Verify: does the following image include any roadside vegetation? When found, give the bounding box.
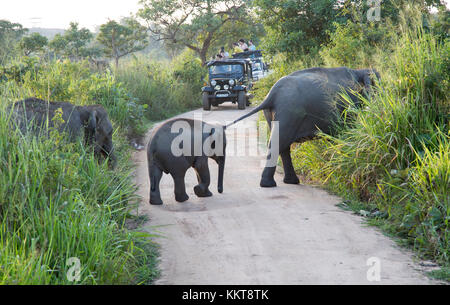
[0,0,448,283]
[254,4,449,279]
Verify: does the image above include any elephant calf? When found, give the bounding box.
[147,118,226,205]
[11,97,116,166]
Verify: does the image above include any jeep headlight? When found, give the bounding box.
[224,84,229,90]
[229,79,235,85]
[211,80,217,86]
[214,85,221,90]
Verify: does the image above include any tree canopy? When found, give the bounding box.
[19,32,48,56]
[97,18,149,68]
[137,0,257,64]
[48,22,93,60]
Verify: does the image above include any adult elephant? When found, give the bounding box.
[228,67,380,187]
[11,97,116,167]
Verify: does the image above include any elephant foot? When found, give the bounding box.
[260,178,277,188]
[283,175,300,184]
[149,195,163,205]
[175,193,189,202]
[194,185,213,197]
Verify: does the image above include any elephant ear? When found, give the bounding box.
[79,106,97,146]
[363,71,373,93]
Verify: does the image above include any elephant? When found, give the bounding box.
[147,118,226,205]
[11,97,116,167]
[227,67,380,187]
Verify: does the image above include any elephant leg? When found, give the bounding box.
[172,171,189,202]
[260,135,279,188]
[193,157,213,197]
[260,115,295,188]
[280,147,299,184]
[149,163,163,205]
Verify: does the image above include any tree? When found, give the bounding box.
[0,20,28,64]
[97,18,149,68]
[48,22,93,60]
[137,0,254,64]
[20,32,48,56]
[254,0,343,59]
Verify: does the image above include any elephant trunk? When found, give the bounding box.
[217,156,225,193]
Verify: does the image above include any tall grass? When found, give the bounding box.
[289,24,449,266]
[0,62,159,284]
[114,51,205,121]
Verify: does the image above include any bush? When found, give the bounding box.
[115,53,205,121]
[290,23,449,266]
[319,20,395,68]
[1,58,147,139]
[0,99,158,284]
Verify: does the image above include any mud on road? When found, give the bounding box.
[132,103,437,284]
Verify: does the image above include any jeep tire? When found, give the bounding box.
[202,92,211,111]
[237,91,245,110]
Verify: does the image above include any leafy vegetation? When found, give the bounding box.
[254,5,449,278]
[0,0,448,284]
[114,50,205,121]
[97,18,149,68]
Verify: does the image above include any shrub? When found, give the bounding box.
[115,54,205,121]
[0,99,158,284]
[290,23,449,265]
[3,59,147,139]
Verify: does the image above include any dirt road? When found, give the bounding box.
[133,103,436,284]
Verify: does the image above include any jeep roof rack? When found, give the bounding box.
[206,59,251,66]
[231,50,263,59]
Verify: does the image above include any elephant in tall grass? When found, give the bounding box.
[11,97,116,167]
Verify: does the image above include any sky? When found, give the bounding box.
[0,0,449,31]
[0,0,142,31]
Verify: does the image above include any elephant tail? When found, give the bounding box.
[224,92,274,129]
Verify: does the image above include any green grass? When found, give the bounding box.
[114,51,205,121]
[257,18,449,280]
[0,63,159,284]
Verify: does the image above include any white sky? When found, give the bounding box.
[0,0,449,31]
[0,0,142,31]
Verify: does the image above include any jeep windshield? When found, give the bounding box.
[209,64,244,79]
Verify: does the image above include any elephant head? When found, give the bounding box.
[78,104,116,168]
[354,68,381,95]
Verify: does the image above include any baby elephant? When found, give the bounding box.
[147,118,226,205]
[11,97,116,167]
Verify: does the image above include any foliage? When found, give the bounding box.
[0,97,158,284]
[97,18,149,68]
[319,20,395,67]
[254,0,345,59]
[115,53,204,121]
[1,58,146,139]
[288,24,449,266]
[48,22,94,60]
[19,32,48,56]
[0,19,28,64]
[137,0,255,64]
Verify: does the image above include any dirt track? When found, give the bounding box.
[133,103,437,285]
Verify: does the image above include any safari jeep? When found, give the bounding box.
[202,59,253,110]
